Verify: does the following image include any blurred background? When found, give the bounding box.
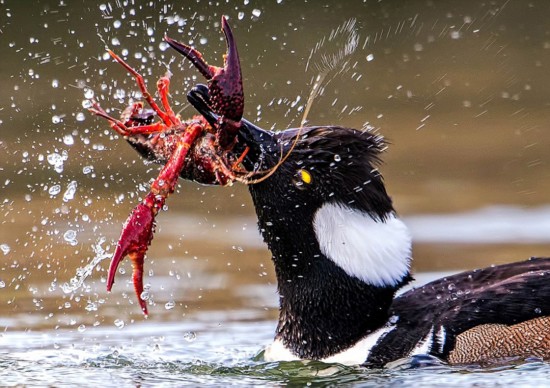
[1,0,550,331]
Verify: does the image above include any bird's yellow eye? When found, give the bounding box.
[299,169,312,184]
[293,169,312,189]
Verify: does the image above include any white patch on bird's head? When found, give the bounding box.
[313,202,412,287]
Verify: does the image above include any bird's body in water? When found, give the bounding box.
[227,119,550,367]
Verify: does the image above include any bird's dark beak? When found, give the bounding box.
[187,84,219,128]
[238,119,275,151]
[237,119,278,171]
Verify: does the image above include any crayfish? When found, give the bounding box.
[90,16,271,316]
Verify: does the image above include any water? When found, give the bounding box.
[3,0,550,385]
[3,303,550,386]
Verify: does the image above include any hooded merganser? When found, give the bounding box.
[225,117,550,367]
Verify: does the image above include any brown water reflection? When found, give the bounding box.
[2,0,550,330]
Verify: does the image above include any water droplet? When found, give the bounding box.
[334,154,341,162]
[49,185,61,196]
[535,307,542,314]
[115,89,126,99]
[140,291,150,301]
[82,165,94,174]
[165,301,175,310]
[46,152,67,173]
[76,112,85,122]
[52,115,61,124]
[63,181,78,202]
[183,331,196,342]
[366,54,374,62]
[238,12,244,20]
[47,153,61,165]
[252,9,262,17]
[63,230,78,246]
[84,89,94,99]
[0,244,10,255]
[77,324,86,333]
[389,315,399,324]
[51,79,59,88]
[114,319,125,329]
[113,20,122,29]
[0,281,5,288]
[63,134,74,145]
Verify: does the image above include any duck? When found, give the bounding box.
[216,114,550,367]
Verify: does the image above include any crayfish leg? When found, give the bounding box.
[107,49,176,127]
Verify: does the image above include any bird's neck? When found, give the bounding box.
[250,187,412,359]
[274,259,405,360]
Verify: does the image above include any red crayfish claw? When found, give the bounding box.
[165,16,243,149]
[107,201,156,316]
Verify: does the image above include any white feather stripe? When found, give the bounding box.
[313,203,412,287]
[436,326,446,354]
[322,324,396,365]
[263,324,396,365]
[263,340,300,362]
[410,326,434,356]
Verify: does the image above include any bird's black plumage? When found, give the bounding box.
[366,257,550,366]
[233,119,550,366]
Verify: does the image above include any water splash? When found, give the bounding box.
[61,237,110,294]
[306,18,359,74]
[301,18,359,126]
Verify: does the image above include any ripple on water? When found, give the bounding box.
[1,320,550,386]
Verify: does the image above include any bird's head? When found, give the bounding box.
[235,121,412,289]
